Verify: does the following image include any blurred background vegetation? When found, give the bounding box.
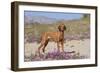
[24,14,90,43]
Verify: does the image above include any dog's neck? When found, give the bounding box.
[59,31,64,37]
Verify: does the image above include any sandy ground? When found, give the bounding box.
[25,39,90,59]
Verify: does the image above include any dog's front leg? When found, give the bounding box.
[61,41,64,52]
[57,42,60,52]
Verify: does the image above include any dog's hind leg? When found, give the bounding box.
[42,39,49,53]
[38,41,44,54]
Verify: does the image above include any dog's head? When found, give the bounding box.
[58,23,66,31]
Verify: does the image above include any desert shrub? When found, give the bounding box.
[24,18,90,43]
[24,51,87,61]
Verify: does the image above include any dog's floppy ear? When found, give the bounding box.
[64,25,66,30]
[58,25,61,31]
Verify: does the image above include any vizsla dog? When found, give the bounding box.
[38,23,66,54]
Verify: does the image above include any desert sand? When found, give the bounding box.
[24,39,90,61]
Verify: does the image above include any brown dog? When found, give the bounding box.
[38,23,66,54]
